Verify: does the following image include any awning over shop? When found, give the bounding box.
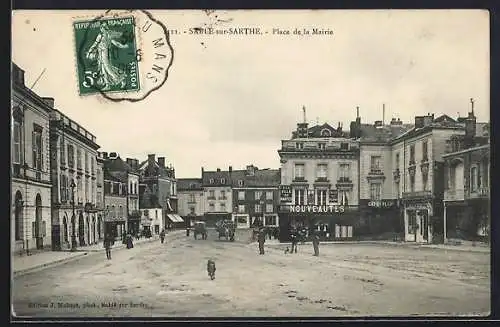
[167,214,184,223]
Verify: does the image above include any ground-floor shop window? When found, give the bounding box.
[407,210,417,234]
[264,215,277,226]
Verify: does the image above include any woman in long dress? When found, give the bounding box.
[85,22,129,91]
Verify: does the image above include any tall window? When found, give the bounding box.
[77,148,82,169]
[189,193,195,203]
[119,205,123,218]
[60,139,65,165]
[294,164,305,179]
[370,156,381,172]
[318,143,326,150]
[220,203,226,211]
[189,207,195,214]
[294,189,305,205]
[220,190,226,199]
[410,174,415,192]
[84,152,89,172]
[370,183,382,200]
[295,142,304,150]
[266,204,274,213]
[32,127,43,170]
[91,156,94,174]
[60,174,67,202]
[422,170,428,191]
[422,141,428,161]
[255,191,262,200]
[238,191,245,201]
[255,204,261,213]
[316,189,327,205]
[471,166,478,191]
[395,152,400,169]
[209,203,215,212]
[339,190,350,206]
[238,204,245,213]
[13,121,22,164]
[266,191,273,200]
[409,145,415,164]
[209,190,215,198]
[77,178,82,202]
[111,205,116,219]
[449,166,456,189]
[317,164,327,179]
[67,144,74,168]
[339,163,350,180]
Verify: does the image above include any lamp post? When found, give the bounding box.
[70,180,77,251]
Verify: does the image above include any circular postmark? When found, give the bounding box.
[74,10,173,102]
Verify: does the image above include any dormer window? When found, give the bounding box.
[209,178,214,184]
[340,143,349,150]
[296,142,304,150]
[190,183,195,189]
[221,178,226,184]
[320,129,331,137]
[238,180,244,187]
[318,143,326,150]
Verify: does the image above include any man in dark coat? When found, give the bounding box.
[258,227,266,255]
[290,227,298,254]
[312,231,320,256]
[104,234,113,260]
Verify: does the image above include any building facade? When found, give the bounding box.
[49,108,100,250]
[177,178,205,228]
[96,152,105,241]
[12,63,53,253]
[140,208,163,235]
[278,119,360,242]
[231,165,280,229]
[103,168,128,239]
[201,167,233,227]
[125,158,141,234]
[138,154,182,230]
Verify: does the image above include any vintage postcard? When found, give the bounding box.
[11,9,490,319]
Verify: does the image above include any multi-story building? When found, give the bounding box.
[138,154,182,231]
[355,114,413,237]
[12,63,53,253]
[231,165,280,229]
[103,161,128,239]
[201,167,233,226]
[278,116,360,241]
[390,113,477,243]
[49,108,100,250]
[140,208,163,234]
[177,178,204,228]
[96,152,105,241]
[443,114,490,242]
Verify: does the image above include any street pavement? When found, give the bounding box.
[12,228,490,318]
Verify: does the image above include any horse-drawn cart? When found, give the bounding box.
[215,219,236,242]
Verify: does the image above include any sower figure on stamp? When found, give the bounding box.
[104,233,113,260]
[258,227,266,255]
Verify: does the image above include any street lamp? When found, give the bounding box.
[70,180,77,251]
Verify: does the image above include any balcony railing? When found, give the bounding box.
[293,176,306,182]
[315,177,329,183]
[402,190,432,199]
[218,196,227,200]
[207,196,216,200]
[444,189,465,201]
[469,187,490,199]
[337,177,352,183]
[369,168,383,175]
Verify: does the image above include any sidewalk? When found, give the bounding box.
[264,239,490,253]
[12,231,184,276]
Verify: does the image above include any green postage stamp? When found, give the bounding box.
[74,17,140,95]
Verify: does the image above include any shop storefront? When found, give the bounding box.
[403,196,441,243]
[204,212,232,227]
[358,199,401,237]
[278,204,357,242]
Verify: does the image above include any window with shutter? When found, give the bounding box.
[13,121,22,164]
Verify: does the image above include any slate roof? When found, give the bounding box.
[359,123,414,143]
[177,178,203,191]
[104,156,134,173]
[201,170,232,187]
[230,169,281,188]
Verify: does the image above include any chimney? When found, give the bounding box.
[390,118,402,126]
[42,97,55,108]
[109,152,118,159]
[296,105,309,138]
[216,168,221,172]
[12,64,25,86]
[158,157,165,168]
[465,98,477,141]
[374,120,383,127]
[102,152,109,159]
[126,158,133,167]
[201,166,204,176]
[148,154,155,165]
[229,166,232,173]
[134,159,139,170]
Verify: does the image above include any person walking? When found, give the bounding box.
[258,227,266,255]
[290,227,298,254]
[104,233,113,260]
[160,229,166,244]
[312,231,320,256]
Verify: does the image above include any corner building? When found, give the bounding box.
[278,120,360,242]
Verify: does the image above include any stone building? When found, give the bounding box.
[12,63,53,253]
[103,161,128,239]
[201,167,233,227]
[231,165,280,229]
[49,108,100,250]
[177,178,205,228]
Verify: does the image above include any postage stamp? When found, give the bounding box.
[73,10,174,102]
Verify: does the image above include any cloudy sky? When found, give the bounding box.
[12,10,489,178]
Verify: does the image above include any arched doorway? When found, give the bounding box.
[35,194,43,249]
[92,216,96,244]
[86,216,90,245]
[78,212,85,246]
[97,215,102,240]
[14,191,23,243]
[63,215,68,245]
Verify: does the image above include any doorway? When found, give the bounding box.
[79,212,85,246]
[35,194,43,249]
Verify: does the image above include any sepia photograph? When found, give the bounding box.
[11,9,490,318]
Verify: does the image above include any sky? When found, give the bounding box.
[12,10,489,178]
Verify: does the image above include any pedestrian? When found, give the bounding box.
[104,233,113,260]
[312,231,320,256]
[160,229,166,244]
[126,233,134,249]
[258,227,266,255]
[290,227,298,254]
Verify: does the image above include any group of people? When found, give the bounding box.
[102,228,168,260]
[255,226,321,256]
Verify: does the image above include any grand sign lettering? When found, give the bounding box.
[367,200,395,208]
[287,204,345,214]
